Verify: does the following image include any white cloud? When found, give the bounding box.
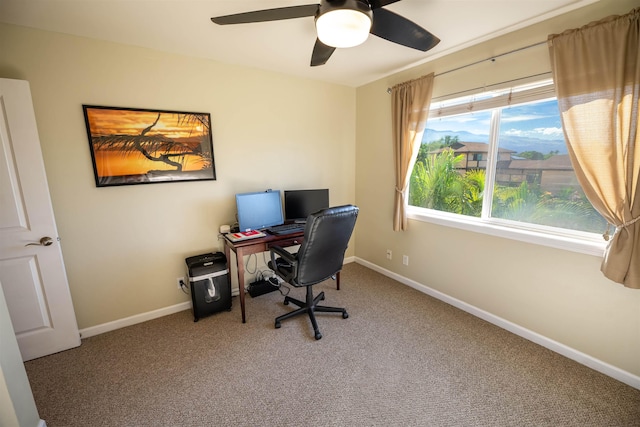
[503,127,564,139]
[534,127,564,136]
[500,114,541,123]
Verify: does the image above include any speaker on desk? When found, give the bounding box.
[185,252,232,322]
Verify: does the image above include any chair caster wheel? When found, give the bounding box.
[315,332,322,340]
[342,312,349,319]
[283,300,289,306]
[275,321,281,329]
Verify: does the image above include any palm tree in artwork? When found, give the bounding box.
[91,112,211,172]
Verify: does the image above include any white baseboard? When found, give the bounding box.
[79,301,191,339]
[354,257,640,391]
[79,257,355,339]
[78,257,638,390]
[38,420,47,427]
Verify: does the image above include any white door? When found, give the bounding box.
[0,78,80,361]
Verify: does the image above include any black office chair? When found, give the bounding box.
[268,205,359,340]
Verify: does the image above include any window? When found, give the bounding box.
[408,80,607,255]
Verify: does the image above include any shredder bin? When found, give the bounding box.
[185,252,231,322]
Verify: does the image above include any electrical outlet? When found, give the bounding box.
[402,255,409,266]
[177,277,185,289]
[386,249,392,260]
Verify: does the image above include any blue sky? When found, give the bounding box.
[500,99,564,141]
[427,99,565,142]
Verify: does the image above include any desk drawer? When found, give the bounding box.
[268,236,303,248]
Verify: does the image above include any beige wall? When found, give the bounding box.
[355,0,640,378]
[0,23,356,329]
[1,5,638,421]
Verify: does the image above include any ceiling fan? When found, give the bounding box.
[211,0,440,66]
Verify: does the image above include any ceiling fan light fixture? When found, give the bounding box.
[315,2,372,49]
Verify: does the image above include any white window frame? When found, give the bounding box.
[407,80,607,257]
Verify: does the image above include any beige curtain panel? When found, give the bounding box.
[548,8,640,288]
[391,73,434,231]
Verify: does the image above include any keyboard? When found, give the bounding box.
[266,223,305,235]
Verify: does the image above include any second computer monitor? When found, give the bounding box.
[284,189,329,222]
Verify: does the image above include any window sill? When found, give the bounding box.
[406,206,607,257]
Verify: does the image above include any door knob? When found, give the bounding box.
[25,237,54,247]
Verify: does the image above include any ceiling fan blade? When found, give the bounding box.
[212,4,319,25]
[311,39,336,66]
[370,8,440,52]
[369,0,402,9]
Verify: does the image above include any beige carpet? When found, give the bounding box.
[25,263,640,426]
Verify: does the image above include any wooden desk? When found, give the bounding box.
[223,231,303,323]
[222,231,341,323]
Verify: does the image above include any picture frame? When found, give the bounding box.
[82,105,216,187]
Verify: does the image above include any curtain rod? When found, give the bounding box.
[386,40,547,94]
[430,71,552,102]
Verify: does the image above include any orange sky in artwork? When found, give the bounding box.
[87,109,205,140]
[93,149,208,177]
[87,108,209,177]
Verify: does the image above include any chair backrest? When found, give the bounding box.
[294,205,359,286]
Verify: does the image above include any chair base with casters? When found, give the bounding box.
[268,204,359,340]
[275,284,348,340]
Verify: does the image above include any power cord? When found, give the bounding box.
[264,276,291,296]
[256,267,276,281]
[178,279,189,295]
[245,253,258,275]
[262,250,290,295]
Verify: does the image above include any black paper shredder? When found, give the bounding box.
[185,252,231,322]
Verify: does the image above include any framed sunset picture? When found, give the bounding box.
[83,105,216,187]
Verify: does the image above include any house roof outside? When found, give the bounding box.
[432,142,515,154]
[505,154,573,171]
[433,142,573,171]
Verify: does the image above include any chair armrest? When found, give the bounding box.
[270,245,296,264]
[269,245,298,281]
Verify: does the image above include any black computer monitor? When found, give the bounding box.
[284,189,329,222]
[236,190,284,231]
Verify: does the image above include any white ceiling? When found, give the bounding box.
[0,0,599,87]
